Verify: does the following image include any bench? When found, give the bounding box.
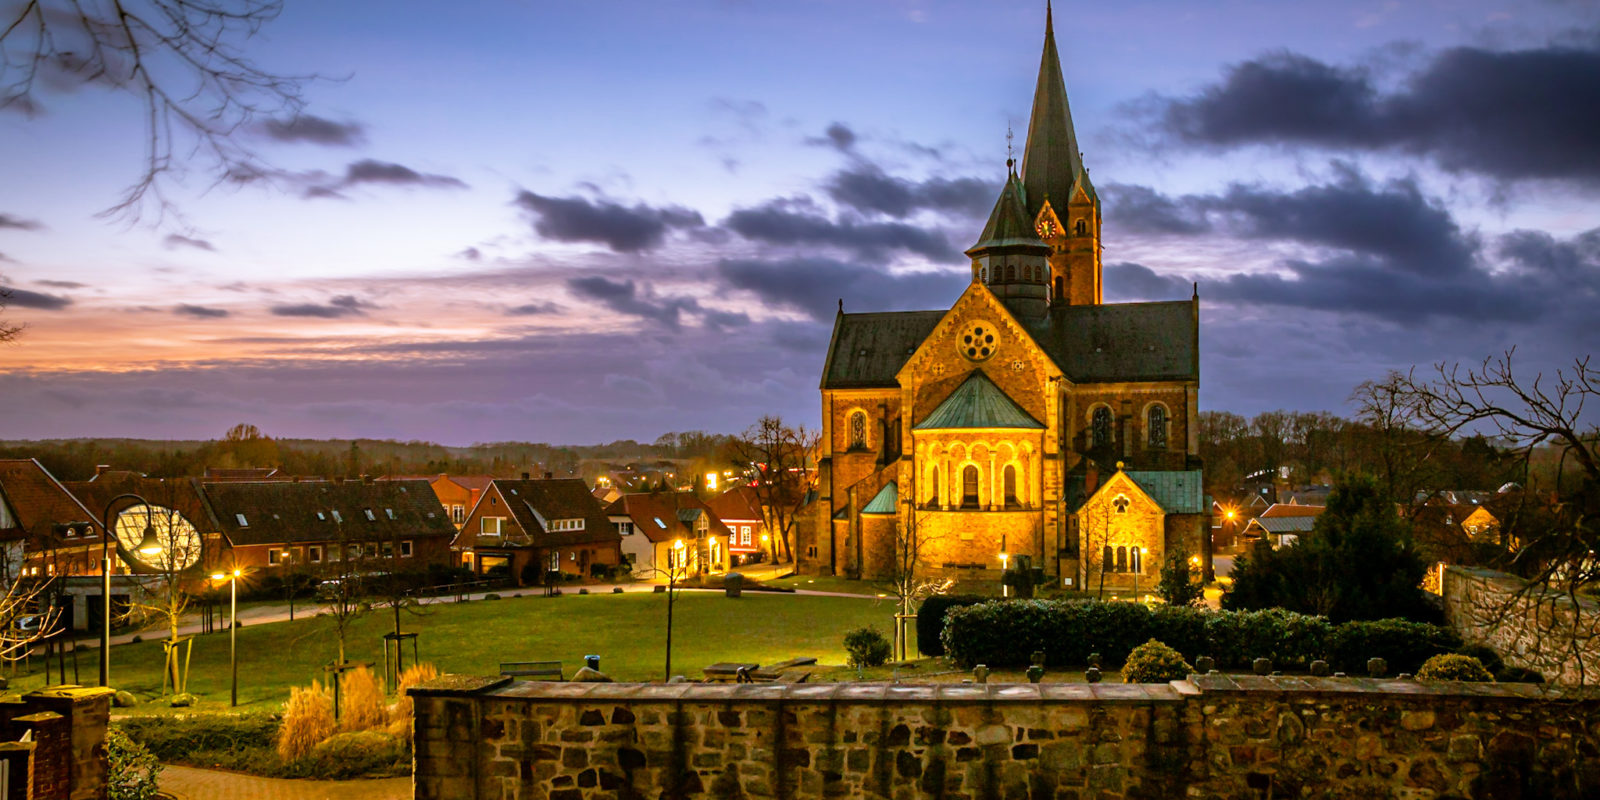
[749,657,818,682]
[500,661,564,681]
[702,662,759,682]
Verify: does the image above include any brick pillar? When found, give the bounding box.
[26,687,114,800]
[14,711,68,800]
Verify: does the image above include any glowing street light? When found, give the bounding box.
[760,533,775,580]
[211,568,243,707]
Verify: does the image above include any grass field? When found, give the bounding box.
[4,590,909,715]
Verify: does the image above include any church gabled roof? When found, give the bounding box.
[820,310,946,389]
[1020,2,1095,215]
[860,481,898,515]
[1125,470,1206,514]
[914,371,1044,430]
[967,173,1049,255]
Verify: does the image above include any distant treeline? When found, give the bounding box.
[0,426,738,483]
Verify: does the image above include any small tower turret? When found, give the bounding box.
[968,165,1052,320]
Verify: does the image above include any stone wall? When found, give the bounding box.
[1442,564,1600,686]
[412,674,1600,800]
[0,685,113,800]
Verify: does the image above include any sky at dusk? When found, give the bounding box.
[1,0,1597,445]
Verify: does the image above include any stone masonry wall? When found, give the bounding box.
[412,675,1600,800]
[1442,564,1600,686]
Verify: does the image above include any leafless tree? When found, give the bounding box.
[0,287,22,343]
[0,0,314,224]
[317,519,370,668]
[633,558,690,682]
[1384,349,1599,683]
[0,576,64,672]
[122,495,203,695]
[1350,375,1451,504]
[879,500,951,662]
[725,416,819,566]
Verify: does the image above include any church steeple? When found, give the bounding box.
[1020,2,1102,307]
[1020,1,1093,214]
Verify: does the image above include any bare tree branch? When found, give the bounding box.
[0,0,317,225]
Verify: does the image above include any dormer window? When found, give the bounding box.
[385,508,396,520]
[364,508,376,521]
[317,511,326,521]
[331,510,343,523]
[236,514,249,527]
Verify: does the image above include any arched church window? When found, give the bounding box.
[1075,218,1087,236]
[849,411,867,450]
[1148,405,1168,449]
[1102,545,1113,574]
[1130,546,1143,574]
[1091,406,1112,449]
[1006,264,1016,281]
[928,468,940,509]
[1116,546,1127,573]
[961,465,980,509]
[1054,276,1064,300]
[1004,465,1018,508]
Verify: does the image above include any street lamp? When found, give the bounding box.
[99,493,161,688]
[210,568,243,707]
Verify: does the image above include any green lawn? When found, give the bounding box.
[766,574,886,596]
[5,591,908,715]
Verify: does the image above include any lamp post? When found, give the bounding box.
[98,494,164,687]
[210,569,242,706]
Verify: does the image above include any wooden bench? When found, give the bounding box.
[702,662,759,682]
[749,657,818,682]
[500,661,564,681]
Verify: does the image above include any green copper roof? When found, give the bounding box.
[861,481,898,515]
[1020,3,1096,214]
[915,371,1044,431]
[1125,470,1206,514]
[968,173,1049,255]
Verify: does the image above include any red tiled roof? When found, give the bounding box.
[0,459,105,540]
[478,479,620,548]
[1259,504,1325,519]
[604,493,731,544]
[707,485,763,523]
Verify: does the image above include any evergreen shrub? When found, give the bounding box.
[1122,639,1192,683]
[1417,654,1494,682]
[842,627,892,668]
[915,595,991,656]
[107,728,162,800]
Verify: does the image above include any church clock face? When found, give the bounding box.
[1037,217,1058,238]
[959,322,998,361]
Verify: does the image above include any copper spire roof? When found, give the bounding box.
[967,172,1049,255]
[1019,2,1094,214]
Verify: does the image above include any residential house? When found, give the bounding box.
[202,467,286,482]
[1242,503,1326,549]
[453,476,621,584]
[200,478,456,572]
[381,474,492,530]
[63,474,229,578]
[604,493,733,578]
[706,485,768,565]
[0,459,108,580]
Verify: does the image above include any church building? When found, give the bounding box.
[799,7,1209,592]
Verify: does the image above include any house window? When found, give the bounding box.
[309,546,323,563]
[618,521,634,536]
[1004,465,1018,508]
[740,526,751,545]
[695,514,708,535]
[365,543,378,558]
[1102,545,1113,572]
[961,465,980,509]
[364,508,376,521]
[849,411,867,450]
[401,541,413,557]
[452,505,464,523]
[348,543,361,559]
[549,551,560,570]
[807,545,818,558]
[482,517,502,536]
[550,518,586,532]
[236,513,249,527]
[1148,405,1168,449]
[267,549,278,565]
[382,541,394,558]
[1091,406,1112,449]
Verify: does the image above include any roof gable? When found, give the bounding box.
[821,310,945,389]
[895,281,1061,387]
[0,458,105,539]
[1125,470,1206,515]
[914,371,1044,430]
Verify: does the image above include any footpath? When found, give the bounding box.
[160,765,409,800]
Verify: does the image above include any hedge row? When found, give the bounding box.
[940,599,1461,674]
[116,712,279,761]
[916,595,991,657]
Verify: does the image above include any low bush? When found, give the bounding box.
[339,666,387,733]
[278,682,336,763]
[390,663,440,741]
[843,627,892,668]
[117,713,279,762]
[483,593,502,601]
[107,728,162,800]
[940,598,1457,671]
[1122,639,1192,684]
[916,595,991,657]
[297,731,407,779]
[1417,654,1494,682]
[1325,619,1461,675]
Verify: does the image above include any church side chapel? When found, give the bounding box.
[800,6,1209,592]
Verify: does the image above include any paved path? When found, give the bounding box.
[160,765,409,800]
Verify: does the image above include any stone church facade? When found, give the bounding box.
[798,7,1209,592]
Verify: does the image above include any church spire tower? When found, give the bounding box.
[1021,2,1101,306]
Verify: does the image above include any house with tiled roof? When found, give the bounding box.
[706,485,767,565]
[0,458,108,580]
[453,476,621,584]
[379,474,493,530]
[604,492,732,577]
[63,473,228,578]
[1242,503,1326,548]
[200,478,455,572]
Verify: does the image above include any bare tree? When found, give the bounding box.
[632,557,689,682]
[317,519,370,669]
[122,496,204,695]
[878,500,951,662]
[0,575,64,673]
[0,0,314,223]
[0,287,22,343]
[1384,349,1600,683]
[725,416,818,566]
[1350,376,1448,504]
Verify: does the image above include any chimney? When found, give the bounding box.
[95,464,111,478]
[360,474,370,484]
[522,472,531,481]
[544,471,553,480]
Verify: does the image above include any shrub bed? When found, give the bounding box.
[941,599,1460,671]
[116,713,279,762]
[916,595,991,657]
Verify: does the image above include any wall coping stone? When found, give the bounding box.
[416,675,1600,704]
